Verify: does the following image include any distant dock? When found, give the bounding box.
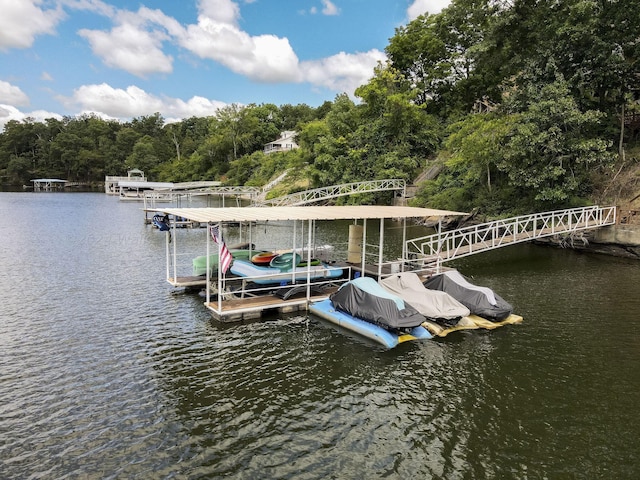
[31,179,67,191]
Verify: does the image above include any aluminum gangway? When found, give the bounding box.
[253,179,406,207]
[406,206,617,270]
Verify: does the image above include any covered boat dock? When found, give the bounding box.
[151,205,466,321]
[31,178,67,191]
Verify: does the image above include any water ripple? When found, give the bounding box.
[2,194,640,479]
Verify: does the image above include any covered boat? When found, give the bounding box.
[329,276,426,329]
[310,276,432,348]
[379,272,470,321]
[311,272,522,347]
[423,270,513,321]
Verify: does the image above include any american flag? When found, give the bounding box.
[210,225,232,274]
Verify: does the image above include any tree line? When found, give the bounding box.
[2,0,639,216]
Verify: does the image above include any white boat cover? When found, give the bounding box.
[379,272,470,320]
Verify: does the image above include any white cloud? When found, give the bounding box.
[132,7,186,38]
[301,49,386,94]
[75,1,298,82]
[60,0,116,18]
[0,81,30,106]
[0,81,228,130]
[59,83,226,120]
[407,0,451,19]
[180,12,302,83]
[0,0,65,50]
[74,0,365,89]
[197,0,241,26]
[77,5,184,78]
[0,0,387,127]
[321,0,340,16]
[62,84,163,117]
[163,95,228,122]
[307,1,339,16]
[0,104,62,132]
[79,22,174,77]
[68,0,382,96]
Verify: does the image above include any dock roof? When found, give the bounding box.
[151,205,467,223]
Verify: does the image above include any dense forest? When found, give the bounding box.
[2,0,640,217]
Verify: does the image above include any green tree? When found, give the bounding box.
[215,104,248,160]
[126,135,161,174]
[114,127,141,173]
[130,113,165,138]
[445,113,512,194]
[306,94,360,187]
[5,155,32,185]
[501,78,615,207]
[343,63,441,194]
[386,0,503,117]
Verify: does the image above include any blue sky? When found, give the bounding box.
[0,0,450,130]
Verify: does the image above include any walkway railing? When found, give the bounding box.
[406,205,617,270]
[254,179,406,207]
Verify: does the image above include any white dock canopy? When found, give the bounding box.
[150,205,467,223]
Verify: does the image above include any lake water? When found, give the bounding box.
[1,192,639,479]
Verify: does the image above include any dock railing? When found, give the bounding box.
[406,205,617,270]
[213,265,350,300]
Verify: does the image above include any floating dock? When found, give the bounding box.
[151,205,466,321]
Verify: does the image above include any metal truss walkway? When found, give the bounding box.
[253,179,406,207]
[406,206,617,270]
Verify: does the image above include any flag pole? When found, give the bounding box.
[217,223,223,313]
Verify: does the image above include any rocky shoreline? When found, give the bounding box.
[534,224,640,260]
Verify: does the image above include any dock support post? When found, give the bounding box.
[172,217,178,282]
[348,224,363,263]
[206,222,211,305]
[306,219,312,300]
[377,218,384,279]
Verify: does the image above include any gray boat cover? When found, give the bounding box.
[330,277,426,329]
[423,270,513,321]
[379,272,470,320]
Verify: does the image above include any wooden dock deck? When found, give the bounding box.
[169,276,207,288]
[206,286,340,321]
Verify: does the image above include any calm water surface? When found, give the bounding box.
[1,192,639,479]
